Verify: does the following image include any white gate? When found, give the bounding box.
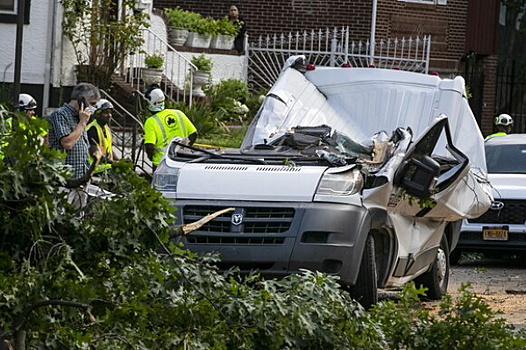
[247,26,431,92]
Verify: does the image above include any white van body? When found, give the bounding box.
[153,56,492,306]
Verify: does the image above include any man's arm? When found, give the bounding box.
[145,143,155,161]
[87,127,99,157]
[143,117,156,162]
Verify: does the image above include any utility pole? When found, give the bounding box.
[13,0,27,109]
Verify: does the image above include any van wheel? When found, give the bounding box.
[348,235,378,309]
[415,235,449,300]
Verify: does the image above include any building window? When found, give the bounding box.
[0,0,15,13]
[0,0,31,24]
[398,0,447,4]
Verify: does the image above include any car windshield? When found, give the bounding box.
[485,143,526,174]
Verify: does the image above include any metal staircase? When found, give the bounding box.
[123,27,197,107]
[106,27,197,178]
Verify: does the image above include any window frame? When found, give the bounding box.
[0,0,31,24]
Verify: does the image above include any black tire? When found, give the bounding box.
[414,235,450,300]
[348,235,378,309]
[450,248,461,265]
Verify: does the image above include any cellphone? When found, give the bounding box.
[77,96,87,109]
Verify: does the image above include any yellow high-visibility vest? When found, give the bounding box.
[144,109,196,166]
[87,120,113,173]
[485,132,507,141]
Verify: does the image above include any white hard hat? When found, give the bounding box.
[18,93,37,111]
[145,88,165,112]
[494,113,513,127]
[95,98,114,112]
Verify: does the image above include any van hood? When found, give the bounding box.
[488,173,526,200]
[175,161,329,201]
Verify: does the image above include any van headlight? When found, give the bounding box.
[316,168,363,196]
[152,160,179,192]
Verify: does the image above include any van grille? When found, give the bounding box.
[467,200,526,225]
[182,205,295,243]
[187,236,286,245]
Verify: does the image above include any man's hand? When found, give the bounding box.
[91,144,103,162]
[78,103,91,126]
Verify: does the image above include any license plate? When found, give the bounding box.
[483,227,508,241]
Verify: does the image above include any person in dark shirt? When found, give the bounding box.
[228,5,246,53]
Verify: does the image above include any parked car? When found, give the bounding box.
[153,56,492,308]
[453,134,526,263]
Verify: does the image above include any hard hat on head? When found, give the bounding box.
[95,98,114,113]
[18,93,37,111]
[494,113,513,127]
[145,87,165,112]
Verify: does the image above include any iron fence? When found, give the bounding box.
[247,26,431,92]
[496,60,526,133]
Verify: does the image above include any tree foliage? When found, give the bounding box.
[1,111,525,349]
[0,110,381,349]
[61,0,149,89]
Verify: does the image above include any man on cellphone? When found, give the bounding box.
[48,83,101,206]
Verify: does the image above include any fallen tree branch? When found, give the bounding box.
[0,300,94,344]
[171,207,235,236]
[64,148,101,189]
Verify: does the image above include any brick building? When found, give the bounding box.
[154,0,501,134]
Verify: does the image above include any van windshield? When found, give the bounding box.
[485,143,526,174]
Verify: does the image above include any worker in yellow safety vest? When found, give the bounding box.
[485,113,513,141]
[143,87,197,172]
[87,99,116,173]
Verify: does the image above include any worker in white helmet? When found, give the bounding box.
[485,113,514,140]
[143,86,197,172]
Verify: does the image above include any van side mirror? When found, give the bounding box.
[395,155,440,198]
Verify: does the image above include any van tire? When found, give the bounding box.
[415,235,450,300]
[348,235,378,309]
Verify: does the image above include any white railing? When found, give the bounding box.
[124,28,197,106]
[100,90,153,175]
[247,26,431,92]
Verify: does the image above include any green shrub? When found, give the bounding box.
[163,7,193,30]
[370,282,526,350]
[170,100,221,137]
[213,16,238,36]
[204,78,250,123]
[191,53,213,72]
[206,78,249,104]
[163,7,215,35]
[144,54,164,69]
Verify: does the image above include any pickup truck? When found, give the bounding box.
[152,56,492,308]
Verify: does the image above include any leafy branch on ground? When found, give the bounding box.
[1,112,525,349]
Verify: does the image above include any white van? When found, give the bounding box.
[153,56,492,307]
